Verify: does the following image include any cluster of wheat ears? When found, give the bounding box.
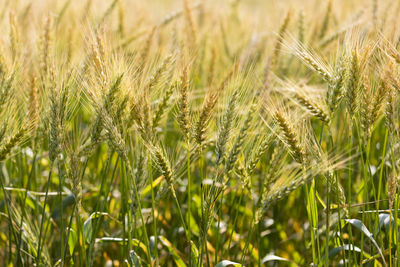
[1,0,400,266]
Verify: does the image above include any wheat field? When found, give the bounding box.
[0,0,399,266]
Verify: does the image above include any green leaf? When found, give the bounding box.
[84,212,118,244]
[95,237,148,256]
[345,219,386,266]
[25,195,37,210]
[307,182,318,228]
[129,250,142,267]
[83,217,93,244]
[51,194,76,219]
[261,254,298,266]
[186,213,200,236]
[141,175,164,198]
[190,241,199,266]
[328,244,362,259]
[315,190,326,209]
[68,228,77,255]
[158,236,186,267]
[378,213,394,233]
[215,260,243,267]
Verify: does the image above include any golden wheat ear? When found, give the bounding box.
[194,92,218,147]
[270,9,292,68]
[278,79,331,123]
[176,65,191,141]
[150,144,176,196]
[273,111,305,165]
[0,126,27,161]
[284,35,333,82]
[38,15,53,78]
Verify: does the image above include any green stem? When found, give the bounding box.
[240,218,255,265]
[394,196,399,267]
[347,118,355,265]
[0,162,19,266]
[388,133,398,266]
[325,175,330,267]
[172,192,189,238]
[87,153,116,265]
[64,158,89,264]
[149,156,159,263]
[199,152,205,267]
[126,164,152,264]
[389,207,393,267]
[121,160,133,261]
[187,143,192,266]
[215,196,223,264]
[305,182,317,265]
[227,191,243,250]
[36,163,54,265]
[64,200,77,263]
[15,152,37,265]
[57,159,65,266]
[354,119,375,261]
[76,207,85,267]
[376,129,388,214]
